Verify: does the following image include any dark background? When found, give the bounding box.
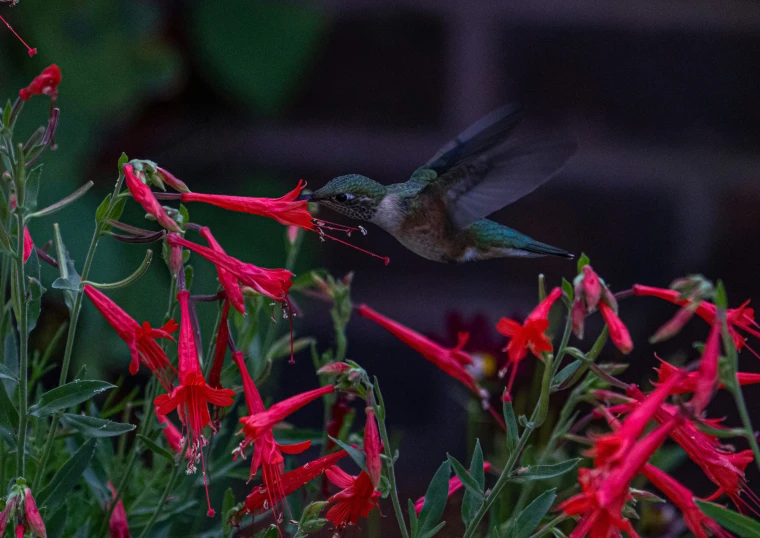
[1,1,759,535]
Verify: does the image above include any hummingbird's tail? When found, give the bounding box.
[520,239,574,259]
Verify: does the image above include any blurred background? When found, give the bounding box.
[1,1,759,535]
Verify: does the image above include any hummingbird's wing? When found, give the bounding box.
[419,106,576,231]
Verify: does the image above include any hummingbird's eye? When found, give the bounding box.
[334,193,352,203]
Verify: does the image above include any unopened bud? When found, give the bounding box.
[23,488,46,538]
[317,362,352,376]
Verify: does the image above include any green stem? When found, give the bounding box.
[529,514,570,538]
[100,448,139,536]
[136,460,182,538]
[729,383,760,472]
[33,171,126,490]
[373,385,409,538]
[14,212,28,477]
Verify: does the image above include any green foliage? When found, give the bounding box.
[508,488,556,538]
[696,501,760,538]
[413,461,451,538]
[29,380,114,417]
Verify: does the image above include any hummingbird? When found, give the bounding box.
[300,105,576,263]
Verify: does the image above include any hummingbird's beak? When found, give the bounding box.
[296,193,312,201]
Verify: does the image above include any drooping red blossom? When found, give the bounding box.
[208,300,230,390]
[642,464,731,538]
[22,227,33,263]
[627,385,758,513]
[325,468,381,528]
[23,488,45,538]
[633,284,760,356]
[166,233,293,307]
[560,417,678,538]
[364,407,382,488]
[357,304,482,396]
[182,180,315,230]
[598,301,633,355]
[123,164,181,233]
[154,410,189,460]
[197,227,246,313]
[243,450,348,514]
[156,166,190,194]
[84,284,177,390]
[0,14,37,57]
[239,385,335,442]
[153,290,235,517]
[496,287,562,391]
[591,371,684,468]
[0,495,17,536]
[19,65,60,101]
[654,359,760,394]
[692,321,721,414]
[107,482,130,538]
[413,462,493,515]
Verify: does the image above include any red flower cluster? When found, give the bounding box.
[19,65,60,101]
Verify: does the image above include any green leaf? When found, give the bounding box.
[418,521,447,538]
[447,453,482,501]
[714,280,729,310]
[513,459,580,482]
[503,400,519,453]
[118,153,129,170]
[46,504,68,538]
[222,487,236,537]
[417,461,451,536]
[265,335,316,363]
[137,433,175,465]
[37,438,98,508]
[53,224,81,311]
[0,376,18,446]
[576,253,590,274]
[254,525,279,538]
[462,440,485,529]
[695,500,760,537]
[561,277,574,301]
[0,219,12,254]
[61,413,135,438]
[408,498,419,537]
[25,249,46,334]
[94,194,112,223]
[328,435,366,472]
[0,363,18,382]
[552,360,581,390]
[24,164,43,212]
[29,380,115,417]
[509,488,557,538]
[2,100,10,127]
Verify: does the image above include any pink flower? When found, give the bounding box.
[23,488,45,538]
[364,407,382,488]
[123,164,181,233]
[496,287,562,391]
[19,65,61,101]
[598,301,633,354]
[691,321,721,414]
[22,227,33,263]
[107,482,130,538]
[197,227,245,313]
[325,469,380,528]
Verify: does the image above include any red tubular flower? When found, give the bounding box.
[232,351,312,483]
[243,450,348,515]
[325,468,381,528]
[15,525,23,538]
[654,359,760,393]
[22,227,33,263]
[23,488,45,538]
[123,164,181,233]
[496,287,562,391]
[107,482,130,538]
[166,234,293,307]
[19,64,61,101]
[413,462,492,515]
[182,180,315,230]
[155,410,189,460]
[598,301,633,354]
[357,304,483,396]
[198,227,245,313]
[633,284,760,356]
[240,385,335,442]
[364,407,382,488]
[156,166,190,194]
[561,417,678,538]
[84,284,177,390]
[642,464,731,538]
[153,291,235,517]
[692,321,721,414]
[208,300,230,390]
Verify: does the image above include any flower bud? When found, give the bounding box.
[599,302,633,354]
[317,362,352,376]
[23,488,46,538]
[169,243,183,276]
[582,265,602,311]
[156,167,190,194]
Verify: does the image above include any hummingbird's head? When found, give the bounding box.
[305,174,386,221]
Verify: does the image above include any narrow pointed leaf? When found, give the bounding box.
[503,400,519,453]
[29,380,115,417]
[418,461,451,535]
[24,164,43,212]
[553,360,581,390]
[328,435,367,472]
[418,521,447,538]
[137,433,175,465]
[61,413,135,438]
[447,453,482,500]
[695,500,760,538]
[509,488,556,538]
[462,440,485,528]
[0,363,18,382]
[408,498,419,537]
[37,438,98,508]
[513,459,580,482]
